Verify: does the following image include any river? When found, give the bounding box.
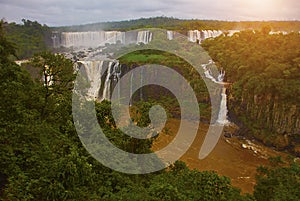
[152,119,289,193]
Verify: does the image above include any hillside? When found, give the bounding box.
[202,29,300,155]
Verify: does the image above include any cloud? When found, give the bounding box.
[0,0,299,26]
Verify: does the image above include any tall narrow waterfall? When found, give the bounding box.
[102,62,114,101]
[201,60,229,125]
[116,64,121,101]
[216,87,229,125]
[60,30,152,47]
[167,31,174,40]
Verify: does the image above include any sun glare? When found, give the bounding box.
[241,0,281,20]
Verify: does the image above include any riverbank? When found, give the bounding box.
[152,118,289,193]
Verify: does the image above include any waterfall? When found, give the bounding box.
[202,61,226,84]
[188,30,223,43]
[167,31,174,40]
[201,60,229,125]
[188,30,198,43]
[51,35,58,48]
[61,31,125,47]
[102,62,115,101]
[216,88,229,125]
[79,60,123,101]
[202,62,217,83]
[115,63,121,101]
[217,69,225,82]
[79,61,105,100]
[203,65,217,83]
[137,31,152,44]
[102,31,125,46]
[60,30,152,47]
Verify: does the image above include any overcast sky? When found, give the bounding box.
[0,0,299,26]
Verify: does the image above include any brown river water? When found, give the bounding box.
[151,118,289,194]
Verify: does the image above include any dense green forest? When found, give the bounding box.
[118,49,212,121]
[202,29,300,155]
[1,19,300,200]
[3,19,52,59]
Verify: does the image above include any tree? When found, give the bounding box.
[30,51,76,121]
[4,19,52,59]
[0,20,16,63]
[254,162,300,201]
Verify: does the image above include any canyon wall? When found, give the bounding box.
[228,90,300,155]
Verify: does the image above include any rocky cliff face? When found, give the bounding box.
[228,88,300,155]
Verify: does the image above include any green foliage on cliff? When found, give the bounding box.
[202,30,300,103]
[3,19,52,59]
[254,159,300,201]
[202,29,300,152]
[119,49,212,121]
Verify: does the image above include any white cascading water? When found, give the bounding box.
[102,31,125,46]
[80,60,105,100]
[79,60,122,101]
[188,30,198,43]
[137,31,152,44]
[202,64,218,83]
[202,60,229,125]
[61,30,152,47]
[102,62,115,101]
[61,31,123,47]
[115,63,121,101]
[188,30,223,44]
[217,87,229,125]
[217,69,225,82]
[167,31,174,40]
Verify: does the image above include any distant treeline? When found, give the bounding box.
[53,16,300,32]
